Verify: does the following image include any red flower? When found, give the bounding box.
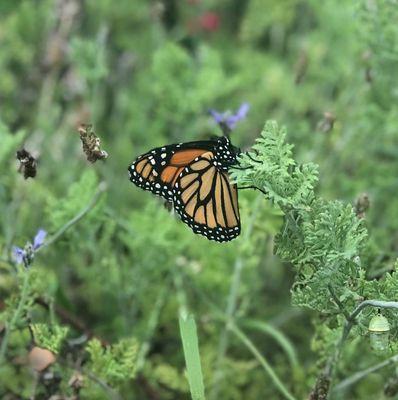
[199,12,220,32]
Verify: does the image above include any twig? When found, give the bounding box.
[38,182,107,251]
[350,300,398,320]
[332,353,398,392]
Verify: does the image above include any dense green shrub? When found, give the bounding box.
[0,1,397,399]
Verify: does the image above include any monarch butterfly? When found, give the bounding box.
[128,136,241,242]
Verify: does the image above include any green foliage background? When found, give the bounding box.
[0,0,397,399]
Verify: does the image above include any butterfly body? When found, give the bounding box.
[128,137,241,242]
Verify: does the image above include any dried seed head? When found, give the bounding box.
[355,193,370,218]
[77,124,108,163]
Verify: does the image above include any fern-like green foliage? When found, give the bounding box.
[152,363,189,393]
[30,323,69,354]
[46,169,102,231]
[2,1,398,398]
[86,337,139,387]
[149,42,234,135]
[233,121,368,312]
[232,121,318,208]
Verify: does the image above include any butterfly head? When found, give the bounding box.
[214,137,239,170]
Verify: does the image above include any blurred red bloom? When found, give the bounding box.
[199,12,220,32]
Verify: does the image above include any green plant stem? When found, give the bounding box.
[328,285,351,321]
[229,323,297,400]
[241,318,299,369]
[85,370,122,400]
[38,182,107,251]
[0,268,31,363]
[174,267,188,317]
[332,353,398,393]
[284,210,303,241]
[56,354,121,400]
[136,285,168,371]
[209,257,243,398]
[208,303,297,400]
[186,278,297,400]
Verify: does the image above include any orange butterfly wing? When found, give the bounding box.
[128,145,210,200]
[173,152,240,242]
[128,138,241,242]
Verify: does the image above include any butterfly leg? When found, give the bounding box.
[237,186,268,196]
[230,165,253,171]
[245,153,262,164]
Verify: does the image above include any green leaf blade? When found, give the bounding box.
[179,313,206,400]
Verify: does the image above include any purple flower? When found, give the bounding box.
[12,246,25,265]
[33,229,47,250]
[209,103,250,130]
[12,229,47,267]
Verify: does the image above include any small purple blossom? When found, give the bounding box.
[209,103,250,130]
[33,229,47,250]
[12,229,47,267]
[12,246,25,265]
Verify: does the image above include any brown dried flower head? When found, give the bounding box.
[78,124,108,163]
[355,192,370,218]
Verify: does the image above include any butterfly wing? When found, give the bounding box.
[128,142,213,201]
[173,152,240,242]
